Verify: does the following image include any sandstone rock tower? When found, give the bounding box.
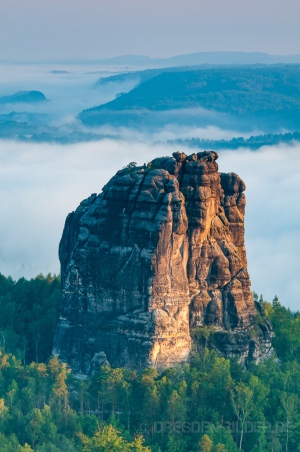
[53,151,272,374]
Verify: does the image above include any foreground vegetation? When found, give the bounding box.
[0,274,300,451]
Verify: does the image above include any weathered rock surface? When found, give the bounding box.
[53,151,272,374]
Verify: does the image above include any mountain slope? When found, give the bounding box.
[79,65,300,130]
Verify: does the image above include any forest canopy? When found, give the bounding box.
[0,273,300,451]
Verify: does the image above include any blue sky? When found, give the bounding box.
[0,0,299,60]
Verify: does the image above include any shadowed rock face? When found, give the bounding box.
[53,151,272,374]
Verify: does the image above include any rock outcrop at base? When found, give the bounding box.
[53,151,272,374]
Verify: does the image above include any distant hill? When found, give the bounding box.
[168,131,300,150]
[1,115,299,148]
[95,66,207,88]
[79,65,300,131]
[96,51,300,67]
[0,90,46,104]
[50,70,70,74]
[95,68,165,87]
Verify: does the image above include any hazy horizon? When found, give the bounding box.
[1,50,300,65]
[0,0,299,61]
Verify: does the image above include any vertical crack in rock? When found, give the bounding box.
[53,151,273,375]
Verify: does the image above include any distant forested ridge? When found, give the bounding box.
[0,91,46,104]
[167,131,300,151]
[0,273,300,451]
[95,68,166,87]
[94,65,209,88]
[95,51,300,67]
[1,66,300,142]
[90,66,300,113]
[0,116,299,149]
[80,65,300,131]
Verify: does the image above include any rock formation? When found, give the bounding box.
[53,151,272,374]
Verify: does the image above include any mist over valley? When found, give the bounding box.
[0,137,299,310]
[1,60,300,145]
[1,56,300,311]
[1,0,300,447]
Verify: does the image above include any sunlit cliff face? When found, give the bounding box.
[0,139,299,309]
[53,150,273,373]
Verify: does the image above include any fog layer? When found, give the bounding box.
[0,139,299,309]
[0,63,138,125]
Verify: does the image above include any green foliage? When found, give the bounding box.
[121,162,138,174]
[265,296,300,362]
[1,276,300,452]
[78,425,150,451]
[0,273,61,364]
[0,334,299,451]
[198,434,213,452]
[124,161,137,169]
